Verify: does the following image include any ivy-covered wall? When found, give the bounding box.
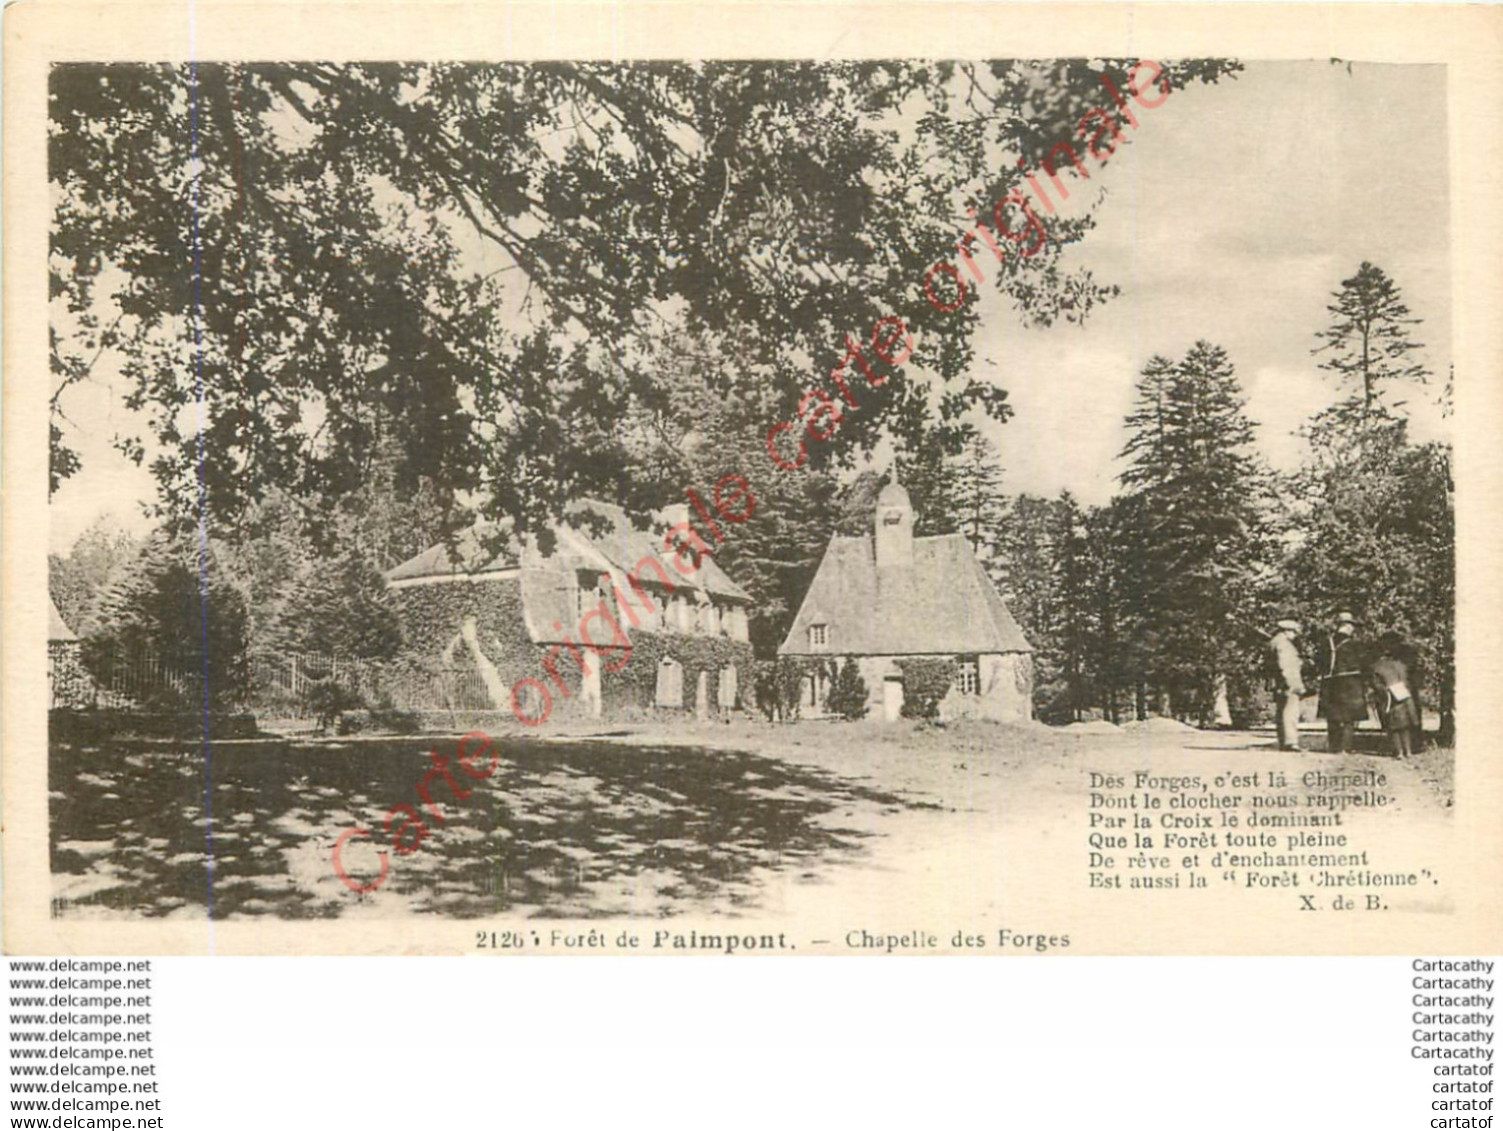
[390,578,538,700]
[392,578,529,662]
[602,629,754,715]
[49,641,95,709]
[391,577,754,721]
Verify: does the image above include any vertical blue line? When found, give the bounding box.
[188,57,214,926]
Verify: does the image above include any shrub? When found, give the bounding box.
[754,657,805,721]
[369,706,423,734]
[826,657,870,720]
[753,661,780,720]
[896,657,957,721]
[305,677,364,734]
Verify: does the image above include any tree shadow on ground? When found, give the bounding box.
[50,736,925,920]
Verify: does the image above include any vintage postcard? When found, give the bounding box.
[5,2,1501,955]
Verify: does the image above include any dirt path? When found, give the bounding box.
[579,719,1455,944]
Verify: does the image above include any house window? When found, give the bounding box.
[576,572,609,621]
[809,624,828,649]
[957,656,980,696]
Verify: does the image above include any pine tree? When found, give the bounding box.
[990,490,1104,722]
[274,552,405,661]
[1286,264,1453,742]
[1116,342,1269,724]
[993,494,1063,713]
[1312,261,1429,433]
[893,428,1009,561]
[1119,355,1179,497]
[949,434,1008,561]
[82,533,253,711]
[1052,492,1097,721]
[48,518,142,637]
[665,363,847,662]
[1087,500,1133,722]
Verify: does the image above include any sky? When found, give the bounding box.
[48,60,1453,552]
[971,60,1451,504]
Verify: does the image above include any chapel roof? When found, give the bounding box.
[778,532,1031,656]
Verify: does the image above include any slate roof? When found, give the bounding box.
[779,532,1031,656]
[384,526,522,583]
[384,501,752,643]
[569,501,751,603]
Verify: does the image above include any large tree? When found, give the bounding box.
[1116,341,1271,724]
[211,438,453,659]
[1312,260,1429,432]
[81,534,253,711]
[992,489,1130,723]
[48,517,142,636]
[893,427,1007,547]
[50,59,1238,542]
[1284,264,1452,740]
[1283,431,1453,736]
[941,433,1009,562]
[993,491,1085,721]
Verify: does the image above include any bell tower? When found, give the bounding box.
[874,479,914,568]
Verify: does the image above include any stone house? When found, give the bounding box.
[779,481,1033,722]
[384,501,754,721]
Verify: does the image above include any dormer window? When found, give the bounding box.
[809,624,828,648]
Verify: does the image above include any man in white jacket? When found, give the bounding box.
[1269,619,1306,752]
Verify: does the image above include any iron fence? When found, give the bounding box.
[48,643,205,711]
[49,644,497,717]
[249,651,495,716]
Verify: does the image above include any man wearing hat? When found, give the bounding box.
[1318,612,1370,754]
[1268,619,1306,751]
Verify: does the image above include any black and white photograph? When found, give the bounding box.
[14,23,1493,955]
[7,8,1503,1130]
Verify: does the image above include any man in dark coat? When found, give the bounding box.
[1317,612,1369,754]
